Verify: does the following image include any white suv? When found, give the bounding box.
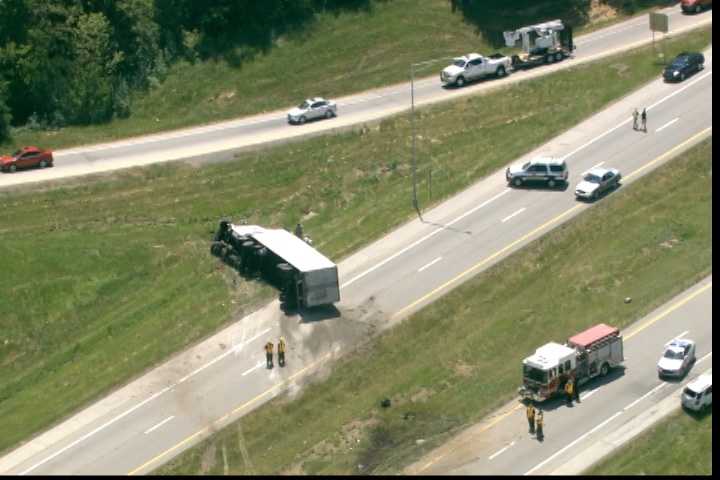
[681,374,712,412]
[506,157,568,188]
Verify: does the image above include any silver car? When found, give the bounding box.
[287,97,337,125]
[575,167,622,201]
[657,338,696,378]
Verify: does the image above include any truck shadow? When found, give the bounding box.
[283,303,342,323]
[531,367,627,412]
[508,182,570,193]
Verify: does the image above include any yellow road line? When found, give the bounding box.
[128,351,334,475]
[624,281,712,341]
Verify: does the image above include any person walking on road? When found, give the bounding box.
[572,375,581,403]
[526,402,536,434]
[565,378,574,407]
[632,108,639,130]
[641,108,647,132]
[265,341,274,369]
[278,337,287,367]
[536,409,544,441]
[294,223,304,239]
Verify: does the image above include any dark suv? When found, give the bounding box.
[663,52,705,82]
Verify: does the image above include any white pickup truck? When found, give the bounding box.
[440,52,512,87]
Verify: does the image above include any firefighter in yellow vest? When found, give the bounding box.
[526,402,536,434]
[264,341,274,369]
[278,337,287,367]
[565,378,574,406]
[535,409,544,441]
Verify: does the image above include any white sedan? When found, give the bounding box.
[287,97,337,125]
[657,338,696,378]
[575,167,622,201]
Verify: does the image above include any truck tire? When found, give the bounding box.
[325,110,333,119]
[548,178,557,188]
[513,177,523,187]
[545,54,553,64]
[600,363,610,377]
[696,4,701,13]
[496,66,507,78]
[554,52,563,62]
[456,76,466,87]
[210,241,223,256]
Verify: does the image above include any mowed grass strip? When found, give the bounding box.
[0,27,710,455]
[158,137,712,475]
[587,409,712,475]
[0,0,676,152]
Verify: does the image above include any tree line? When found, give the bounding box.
[0,0,371,140]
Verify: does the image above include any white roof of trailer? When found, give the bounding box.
[230,224,336,272]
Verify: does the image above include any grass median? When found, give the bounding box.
[159,137,712,475]
[0,1,678,152]
[0,26,711,455]
[587,409,712,475]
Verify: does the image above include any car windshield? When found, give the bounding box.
[298,101,310,109]
[523,365,548,383]
[683,387,698,398]
[521,162,531,170]
[663,349,684,360]
[671,58,688,68]
[12,149,22,157]
[453,59,467,68]
[583,173,601,183]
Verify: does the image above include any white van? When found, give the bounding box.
[681,374,712,412]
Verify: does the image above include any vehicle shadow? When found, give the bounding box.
[528,367,627,413]
[291,304,342,323]
[508,181,570,193]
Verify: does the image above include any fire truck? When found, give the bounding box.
[519,323,624,402]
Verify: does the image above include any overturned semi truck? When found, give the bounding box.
[212,220,340,308]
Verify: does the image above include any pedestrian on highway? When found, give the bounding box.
[572,375,581,403]
[564,378,574,407]
[535,409,544,441]
[641,108,647,132]
[632,108,639,130]
[526,402,536,434]
[294,223,304,239]
[265,341,274,369]
[278,337,286,367]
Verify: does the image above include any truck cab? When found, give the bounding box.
[440,53,510,87]
[520,342,576,402]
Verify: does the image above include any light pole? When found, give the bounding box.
[410,57,449,218]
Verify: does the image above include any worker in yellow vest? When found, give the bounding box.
[535,409,544,441]
[278,337,287,367]
[565,378,574,406]
[264,341,274,369]
[526,402,536,434]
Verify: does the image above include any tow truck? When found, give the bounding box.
[519,323,624,402]
[503,19,575,69]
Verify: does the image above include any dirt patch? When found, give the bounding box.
[411,387,436,403]
[659,238,680,248]
[453,361,475,378]
[588,0,619,24]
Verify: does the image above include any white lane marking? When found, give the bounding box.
[418,257,443,273]
[623,383,666,412]
[242,362,265,376]
[670,330,689,342]
[656,117,679,133]
[143,416,175,435]
[340,189,510,288]
[697,351,712,364]
[524,411,623,475]
[501,207,526,223]
[20,326,271,474]
[559,70,712,162]
[488,440,516,461]
[579,387,599,401]
[178,327,271,383]
[588,161,605,171]
[19,384,172,475]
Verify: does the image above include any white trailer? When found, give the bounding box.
[503,19,575,68]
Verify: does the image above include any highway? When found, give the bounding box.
[1,39,711,474]
[0,6,711,190]
[408,276,712,475]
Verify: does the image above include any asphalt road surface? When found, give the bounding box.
[1,41,711,475]
[0,6,711,190]
[408,276,712,475]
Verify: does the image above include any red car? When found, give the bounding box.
[1,146,54,173]
[681,0,712,13]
